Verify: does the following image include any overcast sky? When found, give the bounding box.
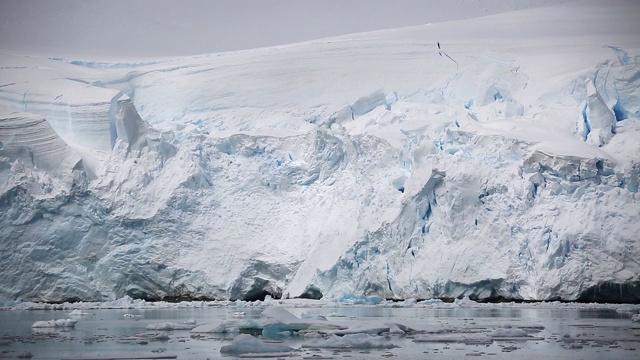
[0,0,572,59]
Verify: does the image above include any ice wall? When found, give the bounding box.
[0,2,639,303]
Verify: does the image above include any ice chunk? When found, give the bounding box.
[219,334,293,355]
[260,306,312,337]
[412,334,494,345]
[260,306,347,337]
[68,309,93,316]
[123,313,143,319]
[120,332,170,342]
[261,307,302,325]
[302,333,397,349]
[190,320,228,333]
[632,314,640,322]
[31,319,77,328]
[489,328,529,337]
[145,321,197,330]
[332,325,391,336]
[321,320,413,336]
[191,318,261,334]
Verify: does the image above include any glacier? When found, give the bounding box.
[1,0,639,303]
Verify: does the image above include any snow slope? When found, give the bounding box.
[0,0,639,303]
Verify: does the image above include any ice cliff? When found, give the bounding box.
[1,1,639,303]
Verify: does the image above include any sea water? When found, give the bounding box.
[0,304,638,359]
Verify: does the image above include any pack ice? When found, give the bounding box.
[0,0,639,303]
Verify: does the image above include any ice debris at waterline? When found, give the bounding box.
[1,0,640,304]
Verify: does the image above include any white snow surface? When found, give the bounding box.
[1,0,640,303]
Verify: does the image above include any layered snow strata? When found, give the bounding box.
[0,108,79,172]
[0,60,118,153]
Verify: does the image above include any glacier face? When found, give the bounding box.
[1,1,640,303]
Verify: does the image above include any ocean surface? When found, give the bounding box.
[0,303,638,359]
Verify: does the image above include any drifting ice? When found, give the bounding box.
[31,319,77,328]
[219,334,293,356]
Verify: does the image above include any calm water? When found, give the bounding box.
[0,305,638,359]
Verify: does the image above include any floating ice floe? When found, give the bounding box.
[615,304,640,313]
[489,327,531,338]
[190,320,230,333]
[325,321,412,336]
[262,306,349,338]
[412,334,494,345]
[123,313,143,319]
[120,332,170,342]
[219,334,293,356]
[632,314,640,322]
[191,307,340,336]
[68,309,93,316]
[31,319,77,328]
[302,333,397,349]
[146,321,197,330]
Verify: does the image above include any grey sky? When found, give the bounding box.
[0,0,572,58]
